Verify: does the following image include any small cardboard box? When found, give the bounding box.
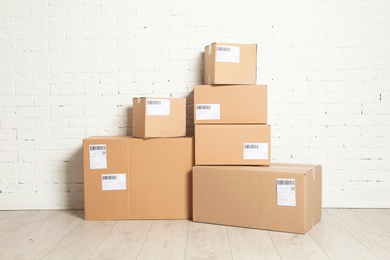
[132,97,186,138]
[204,42,257,85]
[193,163,322,234]
[194,84,267,124]
[195,124,270,166]
[83,136,194,220]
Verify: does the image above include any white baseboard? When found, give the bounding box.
[0,193,84,210]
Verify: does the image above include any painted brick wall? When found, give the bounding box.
[0,0,389,209]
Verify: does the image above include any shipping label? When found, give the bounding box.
[102,173,126,191]
[196,104,220,120]
[216,45,240,63]
[89,144,107,169]
[277,178,296,206]
[243,143,268,160]
[146,99,170,116]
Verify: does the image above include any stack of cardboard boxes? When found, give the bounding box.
[83,98,193,220]
[192,43,322,234]
[83,42,322,234]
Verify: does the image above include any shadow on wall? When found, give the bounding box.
[65,147,84,210]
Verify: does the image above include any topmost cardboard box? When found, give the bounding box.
[204,43,257,85]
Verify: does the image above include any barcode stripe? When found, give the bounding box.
[102,176,116,180]
[90,145,106,151]
[217,46,231,52]
[244,144,259,149]
[196,105,211,110]
[147,100,162,105]
[277,180,295,185]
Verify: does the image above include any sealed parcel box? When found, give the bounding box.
[83,136,194,220]
[204,43,257,85]
[195,124,270,166]
[194,84,267,124]
[128,136,194,220]
[193,163,322,234]
[83,136,132,220]
[132,97,186,138]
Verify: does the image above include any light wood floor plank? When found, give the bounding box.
[0,210,26,227]
[137,220,189,260]
[42,220,115,260]
[359,209,390,232]
[91,220,152,259]
[227,226,280,260]
[0,210,83,259]
[268,230,328,258]
[12,210,58,223]
[327,208,390,259]
[185,222,232,260]
[0,222,42,254]
[309,210,378,260]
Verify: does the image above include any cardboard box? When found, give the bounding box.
[193,163,322,234]
[83,136,194,220]
[132,97,186,138]
[204,43,257,85]
[195,124,270,166]
[128,137,194,219]
[194,84,267,124]
[83,136,132,220]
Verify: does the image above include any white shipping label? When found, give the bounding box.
[102,174,126,191]
[243,143,268,160]
[196,104,220,120]
[146,99,170,116]
[216,46,240,63]
[89,144,107,169]
[277,178,296,207]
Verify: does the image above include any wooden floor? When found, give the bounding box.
[0,209,389,260]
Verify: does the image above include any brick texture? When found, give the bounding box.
[0,0,389,209]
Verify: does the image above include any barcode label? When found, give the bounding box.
[147,100,162,105]
[196,105,211,110]
[277,179,295,186]
[89,144,107,169]
[102,174,126,191]
[243,143,268,160]
[244,144,259,149]
[89,145,106,151]
[146,99,170,116]
[217,46,232,52]
[277,178,296,207]
[102,175,116,180]
[196,104,220,120]
[216,45,240,63]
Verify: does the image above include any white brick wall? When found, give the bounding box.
[0,0,389,209]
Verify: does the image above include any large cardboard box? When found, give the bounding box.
[83,136,194,220]
[204,43,257,85]
[132,97,186,138]
[195,124,270,166]
[193,163,322,234]
[194,84,267,124]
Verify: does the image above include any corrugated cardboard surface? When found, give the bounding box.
[194,84,267,124]
[195,124,271,165]
[129,137,194,219]
[192,164,322,234]
[83,136,194,220]
[83,136,132,220]
[132,97,186,138]
[204,43,257,85]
